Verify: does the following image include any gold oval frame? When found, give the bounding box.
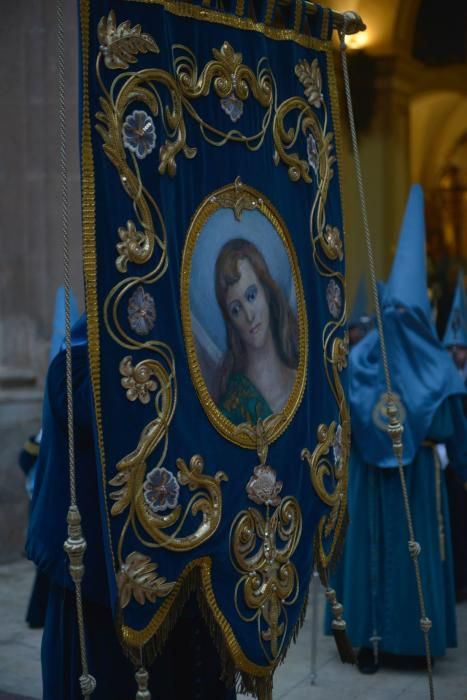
[180,179,308,450]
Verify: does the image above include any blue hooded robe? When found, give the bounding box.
[442,271,467,599]
[327,186,467,658]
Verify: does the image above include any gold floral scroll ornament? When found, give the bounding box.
[175,41,271,107]
[301,335,349,569]
[231,496,302,661]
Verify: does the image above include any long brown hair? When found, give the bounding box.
[215,238,298,395]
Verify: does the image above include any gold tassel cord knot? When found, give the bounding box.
[385,401,404,462]
[408,540,421,558]
[79,674,97,695]
[63,506,87,584]
[324,587,355,664]
[135,666,151,700]
[420,617,433,634]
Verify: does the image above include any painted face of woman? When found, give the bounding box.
[225,258,271,351]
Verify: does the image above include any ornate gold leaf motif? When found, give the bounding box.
[97,11,159,70]
[209,176,262,221]
[175,41,271,107]
[116,220,150,272]
[117,552,175,608]
[295,58,322,109]
[231,497,302,661]
[301,336,350,565]
[212,42,243,72]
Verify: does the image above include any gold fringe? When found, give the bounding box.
[116,564,199,668]
[116,559,315,699]
[277,585,309,666]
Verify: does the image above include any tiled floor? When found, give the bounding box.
[1,560,466,699]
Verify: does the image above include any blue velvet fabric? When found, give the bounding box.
[328,397,467,656]
[79,0,347,673]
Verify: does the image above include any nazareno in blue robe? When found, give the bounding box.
[326,305,467,658]
[27,316,236,699]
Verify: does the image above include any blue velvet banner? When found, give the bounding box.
[79,0,349,685]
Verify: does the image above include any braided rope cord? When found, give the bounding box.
[56,0,95,696]
[339,25,435,700]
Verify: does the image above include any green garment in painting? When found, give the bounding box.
[218,373,272,425]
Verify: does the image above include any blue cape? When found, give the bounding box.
[350,303,466,468]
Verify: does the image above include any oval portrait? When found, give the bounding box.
[181,180,308,449]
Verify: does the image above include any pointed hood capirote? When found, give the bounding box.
[383,184,432,319]
[443,271,467,349]
[350,185,465,468]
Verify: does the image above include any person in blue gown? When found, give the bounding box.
[328,185,467,673]
[442,271,467,601]
[19,287,79,629]
[27,314,236,700]
[18,430,48,628]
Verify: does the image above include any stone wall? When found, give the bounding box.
[1,1,84,381]
[0,2,82,562]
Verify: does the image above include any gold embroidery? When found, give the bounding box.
[121,556,276,677]
[116,220,151,273]
[295,58,322,109]
[175,41,271,107]
[231,497,302,661]
[235,0,245,16]
[293,0,303,35]
[98,10,159,70]
[264,0,276,26]
[117,552,175,608]
[322,224,343,261]
[119,356,158,403]
[301,335,350,569]
[81,0,350,671]
[124,0,333,53]
[273,96,321,183]
[172,42,274,150]
[110,446,227,552]
[210,175,261,220]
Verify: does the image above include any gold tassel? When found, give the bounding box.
[325,588,355,664]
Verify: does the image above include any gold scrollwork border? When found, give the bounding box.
[124,0,333,53]
[180,180,308,450]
